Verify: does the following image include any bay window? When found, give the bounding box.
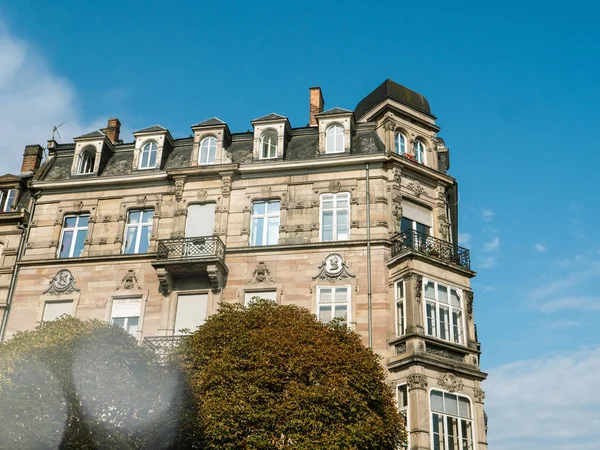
[431,390,474,450]
[424,279,464,345]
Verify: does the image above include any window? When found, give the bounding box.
[111,297,141,337]
[139,142,158,169]
[320,193,350,241]
[77,148,95,174]
[431,390,473,450]
[250,201,279,246]
[317,286,350,324]
[43,301,73,322]
[58,215,89,258]
[260,131,277,159]
[395,280,406,337]
[174,293,208,335]
[123,210,153,254]
[414,141,426,164]
[397,384,409,447]
[199,137,217,164]
[325,125,344,153]
[395,132,407,154]
[424,279,464,345]
[185,204,215,237]
[401,202,432,246]
[244,290,276,306]
[0,189,16,213]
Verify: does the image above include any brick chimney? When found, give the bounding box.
[102,118,121,143]
[20,144,44,174]
[309,87,324,126]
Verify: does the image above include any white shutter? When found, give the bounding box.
[111,298,141,318]
[244,291,277,306]
[402,202,432,227]
[174,294,208,334]
[43,301,73,321]
[185,204,215,237]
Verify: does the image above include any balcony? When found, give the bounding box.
[151,236,228,293]
[144,336,184,362]
[391,229,471,270]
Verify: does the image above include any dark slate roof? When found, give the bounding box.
[228,135,254,164]
[317,107,352,116]
[75,130,105,139]
[351,129,386,155]
[286,134,319,160]
[164,145,192,169]
[192,117,226,127]
[354,79,432,119]
[100,152,133,177]
[134,125,167,133]
[44,157,72,181]
[252,113,287,122]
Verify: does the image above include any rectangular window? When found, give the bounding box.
[430,390,473,450]
[174,293,208,335]
[250,201,280,246]
[317,286,350,325]
[397,384,409,447]
[58,215,89,258]
[43,301,73,321]
[0,189,16,213]
[401,202,432,243]
[395,280,406,337]
[185,204,215,237]
[424,279,464,345]
[244,290,277,306]
[320,193,350,241]
[111,297,141,337]
[123,210,153,254]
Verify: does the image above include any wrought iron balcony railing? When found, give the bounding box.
[156,235,226,261]
[143,335,185,361]
[391,229,471,270]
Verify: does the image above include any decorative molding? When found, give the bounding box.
[474,387,486,402]
[197,190,208,202]
[248,261,275,283]
[413,274,423,303]
[221,172,233,196]
[406,373,428,391]
[207,264,223,293]
[117,270,141,290]
[426,345,465,362]
[466,291,474,320]
[156,268,171,295]
[329,180,341,193]
[261,186,272,198]
[407,181,426,197]
[437,372,464,393]
[43,269,80,296]
[395,342,406,355]
[72,200,84,212]
[173,176,186,202]
[312,253,355,281]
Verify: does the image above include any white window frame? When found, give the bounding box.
[123,209,154,254]
[110,297,142,338]
[250,200,280,246]
[395,280,406,337]
[414,140,426,164]
[244,290,277,306]
[395,132,407,155]
[397,383,409,448]
[58,214,89,258]
[316,285,351,325]
[423,278,465,345]
[319,192,350,241]
[139,141,158,169]
[199,136,217,164]
[430,389,475,450]
[325,124,345,154]
[0,189,16,212]
[77,148,95,174]
[260,131,278,159]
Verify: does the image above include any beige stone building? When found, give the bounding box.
[2,79,487,449]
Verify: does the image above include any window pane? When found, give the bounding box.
[336,195,349,207]
[78,216,89,227]
[458,397,471,419]
[396,300,404,336]
[447,416,459,450]
[320,288,332,303]
[334,287,348,303]
[140,150,149,168]
[322,211,333,241]
[397,384,408,409]
[426,302,437,336]
[73,229,86,257]
[128,211,141,224]
[112,317,126,328]
[126,316,139,336]
[336,210,349,239]
[445,393,459,416]
[432,413,445,450]
[334,305,347,322]
[425,281,436,299]
[431,391,444,412]
[124,227,137,254]
[321,196,334,209]
[453,311,462,344]
[208,143,216,163]
[253,202,266,215]
[64,217,77,228]
[267,201,280,214]
[142,210,154,223]
[438,285,448,303]
[60,231,74,258]
[148,148,157,167]
[252,217,264,246]
[401,217,413,232]
[138,225,151,253]
[451,290,461,308]
[326,130,335,153]
[396,282,404,299]
[461,420,473,450]
[319,305,332,323]
[416,222,429,235]
[267,216,279,245]
[440,307,450,340]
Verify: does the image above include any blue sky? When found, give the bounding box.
[1,1,599,447]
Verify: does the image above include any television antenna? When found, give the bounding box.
[52,122,65,141]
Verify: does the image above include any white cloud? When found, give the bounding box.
[535,243,548,253]
[539,296,600,313]
[481,208,493,221]
[485,347,600,449]
[528,261,600,300]
[484,237,500,251]
[458,232,471,246]
[479,256,496,268]
[0,22,101,174]
[543,319,582,329]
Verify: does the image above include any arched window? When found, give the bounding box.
[260,131,277,159]
[199,137,217,164]
[414,140,426,164]
[395,132,406,154]
[77,148,95,174]
[430,390,474,449]
[139,142,158,169]
[326,125,344,153]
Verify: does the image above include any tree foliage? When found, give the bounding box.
[176,300,406,449]
[0,317,185,450]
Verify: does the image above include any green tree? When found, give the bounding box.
[176,299,406,449]
[0,317,185,450]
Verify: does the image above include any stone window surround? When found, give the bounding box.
[429,388,475,449]
[317,114,353,154]
[251,119,291,161]
[315,284,352,326]
[71,138,106,176]
[107,294,147,341]
[132,131,173,171]
[190,125,231,166]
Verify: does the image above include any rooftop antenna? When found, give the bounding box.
[52,122,65,141]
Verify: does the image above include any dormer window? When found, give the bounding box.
[260,131,277,159]
[325,125,344,154]
[395,132,407,155]
[199,137,217,164]
[0,189,16,213]
[139,142,158,169]
[414,140,426,164]
[77,147,95,174]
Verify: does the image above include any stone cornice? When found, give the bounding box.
[387,354,488,380]
[17,252,157,267]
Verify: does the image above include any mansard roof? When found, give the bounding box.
[74,130,106,139]
[134,125,168,133]
[317,107,353,116]
[192,117,226,127]
[354,79,432,120]
[252,113,287,122]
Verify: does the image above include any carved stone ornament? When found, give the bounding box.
[312,253,355,281]
[43,269,80,296]
[466,291,474,320]
[392,166,402,184]
[406,373,428,391]
[156,268,172,295]
[437,372,464,393]
[248,261,275,283]
[173,176,186,202]
[407,181,426,197]
[438,212,450,241]
[413,274,423,303]
[221,172,233,196]
[474,387,486,402]
[118,270,141,290]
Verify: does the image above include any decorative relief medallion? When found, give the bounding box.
[474,387,486,402]
[407,181,426,197]
[312,253,355,281]
[248,261,274,283]
[407,373,428,391]
[437,372,464,393]
[43,269,80,296]
[117,270,141,290]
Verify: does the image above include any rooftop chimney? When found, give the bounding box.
[20,144,44,174]
[309,87,324,126]
[102,118,121,143]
